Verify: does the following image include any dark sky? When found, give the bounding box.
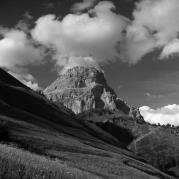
[1,0,179,108]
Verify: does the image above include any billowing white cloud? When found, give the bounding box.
[140,104,179,126]
[13,0,179,72]
[123,0,179,63]
[0,29,43,70]
[160,39,179,58]
[2,0,179,89]
[31,1,128,70]
[71,0,97,12]
[0,28,44,90]
[60,56,102,73]
[50,0,179,65]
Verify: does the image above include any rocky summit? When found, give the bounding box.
[44,66,143,121]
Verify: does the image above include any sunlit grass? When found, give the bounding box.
[0,143,101,179]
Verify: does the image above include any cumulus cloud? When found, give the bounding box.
[0,28,44,90]
[140,104,179,126]
[2,0,179,89]
[31,1,128,70]
[31,0,179,67]
[160,39,179,58]
[0,29,43,70]
[123,0,179,63]
[71,0,97,12]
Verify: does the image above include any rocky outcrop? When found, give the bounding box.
[44,66,143,121]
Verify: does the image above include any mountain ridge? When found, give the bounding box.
[44,66,143,122]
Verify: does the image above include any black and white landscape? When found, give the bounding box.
[0,0,179,178]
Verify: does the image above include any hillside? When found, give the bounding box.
[78,109,179,178]
[0,68,173,179]
[44,66,179,178]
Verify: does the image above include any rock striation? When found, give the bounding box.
[44,66,143,121]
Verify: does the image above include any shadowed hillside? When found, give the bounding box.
[0,68,173,179]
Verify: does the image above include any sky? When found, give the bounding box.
[1,0,179,125]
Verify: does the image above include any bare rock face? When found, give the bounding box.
[44,66,143,121]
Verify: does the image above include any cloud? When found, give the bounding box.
[8,71,40,90]
[160,39,179,58]
[145,92,164,99]
[0,28,44,90]
[70,0,179,64]
[15,21,30,32]
[41,0,179,66]
[15,12,33,32]
[2,0,179,88]
[140,104,179,126]
[0,29,43,70]
[29,0,179,70]
[60,56,102,73]
[123,0,179,63]
[23,12,33,20]
[71,0,97,12]
[31,1,128,70]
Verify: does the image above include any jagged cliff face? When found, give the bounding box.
[44,66,143,121]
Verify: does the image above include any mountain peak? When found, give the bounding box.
[57,66,106,88]
[44,66,143,121]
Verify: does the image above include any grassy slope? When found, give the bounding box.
[78,110,179,178]
[0,143,100,179]
[0,69,173,179]
[0,114,170,179]
[129,127,179,177]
